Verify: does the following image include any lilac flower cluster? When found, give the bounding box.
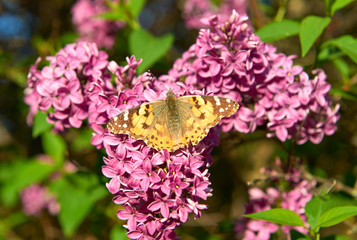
[235,158,315,239]
[162,10,340,144]
[24,41,109,132]
[87,56,150,149]
[99,79,218,239]
[48,50,217,239]
[182,0,247,29]
[21,184,60,216]
[103,132,215,239]
[71,0,125,49]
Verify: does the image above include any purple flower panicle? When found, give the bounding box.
[24,41,110,132]
[21,184,60,216]
[101,81,218,239]
[235,158,315,240]
[162,10,339,145]
[71,0,125,49]
[86,56,148,149]
[183,0,247,29]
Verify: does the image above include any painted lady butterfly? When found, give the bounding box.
[107,90,239,152]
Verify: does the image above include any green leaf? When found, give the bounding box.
[333,58,350,80]
[326,35,357,64]
[70,129,93,152]
[244,208,305,226]
[290,229,312,240]
[318,44,344,62]
[329,88,357,101]
[110,225,128,240]
[256,20,300,42]
[316,206,357,228]
[335,235,353,240]
[325,0,333,14]
[207,236,223,240]
[97,11,127,21]
[42,131,66,164]
[57,32,78,49]
[128,0,146,17]
[330,192,357,206]
[129,29,174,73]
[305,196,336,230]
[299,16,331,56]
[1,159,56,206]
[0,211,27,236]
[51,174,107,236]
[32,111,52,138]
[331,0,355,16]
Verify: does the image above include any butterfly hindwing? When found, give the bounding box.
[144,111,185,152]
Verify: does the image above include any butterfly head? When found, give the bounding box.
[165,89,176,99]
[165,89,178,108]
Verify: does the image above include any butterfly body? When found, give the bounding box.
[165,91,181,134]
[107,90,239,152]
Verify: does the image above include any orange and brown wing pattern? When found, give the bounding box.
[176,95,239,146]
[107,92,239,152]
[107,99,184,152]
[107,100,165,141]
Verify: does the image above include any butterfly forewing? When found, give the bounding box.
[178,95,239,125]
[176,95,239,146]
[107,100,165,140]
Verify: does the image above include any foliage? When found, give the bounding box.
[1,0,357,239]
[245,195,357,239]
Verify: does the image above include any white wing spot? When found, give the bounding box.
[123,123,127,128]
[123,110,129,121]
[214,96,221,106]
[225,107,228,110]
[219,108,224,113]
[113,116,118,121]
[226,99,231,103]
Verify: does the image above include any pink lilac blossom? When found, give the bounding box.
[100,79,218,239]
[183,0,247,29]
[235,158,315,240]
[71,0,125,49]
[86,56,149,149]
[20,184,60,216]
[161,10,339,144]
[24,41,110,132]
[81,55,220,239]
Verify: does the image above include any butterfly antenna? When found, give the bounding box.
[147,70,156,81]
[147,70,170,93]
[172,67,191,93]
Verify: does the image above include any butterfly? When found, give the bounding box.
[107,89,239,152]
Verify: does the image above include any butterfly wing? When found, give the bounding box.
[107,100,166,141]
[143,109,188,152]
[108,94,239,152]
[176,95,239,146]
[107,100,184,152]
